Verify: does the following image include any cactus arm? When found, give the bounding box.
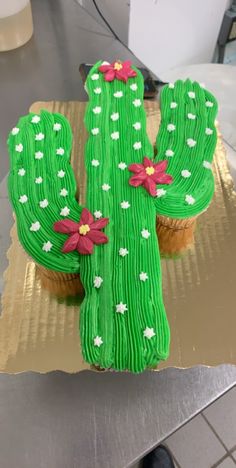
[8,110,82,273]
[154,80,218,218]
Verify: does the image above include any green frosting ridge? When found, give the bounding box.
[7,110,82,273]
[80,61,170,372]
[154,80,218,218]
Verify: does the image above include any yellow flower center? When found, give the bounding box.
[145,166,155,176]
[79,224,90,236]
[114,61,123,71]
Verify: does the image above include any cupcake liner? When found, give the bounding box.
[36,265,84,297]
[156,215,197,256]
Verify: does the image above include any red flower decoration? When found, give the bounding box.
[54,208,109,255]
[98,60,137,83]
[128,157,173,197]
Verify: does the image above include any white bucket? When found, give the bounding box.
[0,0,33,52]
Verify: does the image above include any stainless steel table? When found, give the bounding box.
[0,2,235,467]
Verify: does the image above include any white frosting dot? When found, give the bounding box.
[35,133,45,141]
[141,229,150,239]
[42,241,52,252]
[206,101,213,108]
[93,106,102,114]
[60,188,68,197]
[31,115,40,124]
[57,170,65,178]
[19,195,28,204]
[187,138,196,148]
[15,143,23,153]
[188,91,195,99]
[116,303,128,314]
[60,206,70,216]
[91,159,100,167]
[39,199,48,208]
[94,336,103,347]
[187,113,196,120]
[169,83,174,89]
[111,112,119,121]
[133,141,142,150]
[35,151,44,160]
[102,183,110,191]
[130,83,137,91]
[120,201,130,209]
[114,91,123,98]
[118,162,127,170]
[93,276,103,288]
[139,272,148,282]
[170,102,177,109]
[111,131,119,140]
[156,188,166,197]
[133,99,141,107]
[91,73,99,81]
[167,123,176,132]
[18,168,25,176]
[205,128,213,135]
[53,123,61,131]
[203,160,212,169]
[119,247,129,257]
[133,122,141,130]
[94,210,102,219]
[35,177,43,184]
[30,221,40,232]
[165,149,174,157]
[185,194,195,205]
[91,128,99,135]
[12,127,19,135]
[56,147,65,155]
[94,87,101,94]
[143,327,156,339]
[181,169,191,178]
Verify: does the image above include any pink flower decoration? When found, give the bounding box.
[98,60,137,83]
[54,208,109,255]
[128,157,173,197]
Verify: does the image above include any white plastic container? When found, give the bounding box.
[0,0,33,52]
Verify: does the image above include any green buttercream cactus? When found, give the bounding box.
[154,80,218,255]
[79,60,172,372]
[8,110,82,274]
[7,62,219,373]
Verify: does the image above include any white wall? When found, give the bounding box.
[129,0,232,76]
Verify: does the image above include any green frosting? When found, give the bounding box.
[154,80,218,218]
[8,110,82,273]
[79,61,170,372]
[7,68,219,374]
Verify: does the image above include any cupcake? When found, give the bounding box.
[154,79,218,255]
[7,110,83,296]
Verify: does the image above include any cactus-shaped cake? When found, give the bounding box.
[7,61,219,373]
[79,61,173,372]
[154,80,218,254]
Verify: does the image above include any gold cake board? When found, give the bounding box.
[1,100,236,374]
